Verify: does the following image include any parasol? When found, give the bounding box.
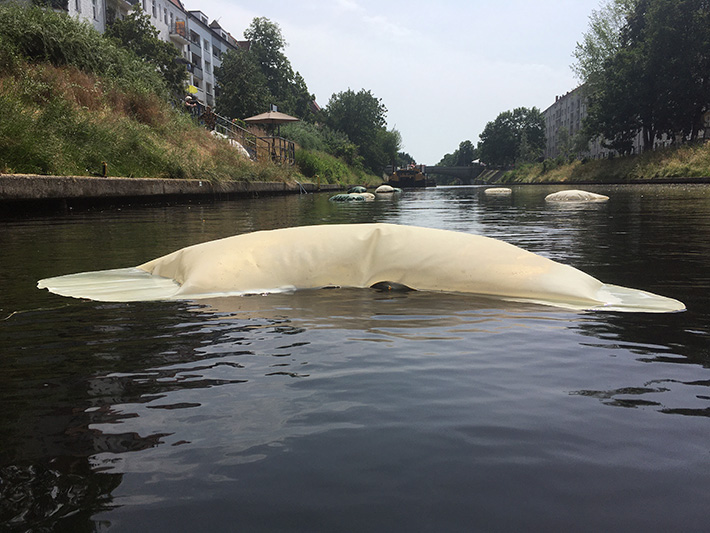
[244,110,300,136]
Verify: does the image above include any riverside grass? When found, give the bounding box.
[501,142,710,184]
[0,4,372,185]
[0,59,291,182]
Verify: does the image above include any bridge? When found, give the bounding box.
[424,164,486,184]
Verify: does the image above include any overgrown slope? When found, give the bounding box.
[499,142,710,183]
[0,4,309,183]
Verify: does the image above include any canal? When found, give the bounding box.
[1,184,709,531]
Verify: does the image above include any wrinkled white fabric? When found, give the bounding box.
[545,190,609,202]
[38,223,684,312]
[484,187,512,196]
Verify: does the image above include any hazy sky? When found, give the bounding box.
[186,0,600,164]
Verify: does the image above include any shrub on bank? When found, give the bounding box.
[0,4,167,97]
[295,149,377,185]
[0,4,369,185]
[499,142,710,183]
[0,59,294,181]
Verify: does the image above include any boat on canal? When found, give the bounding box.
[385,164,436,188]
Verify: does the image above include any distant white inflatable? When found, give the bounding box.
[545,190,609,203]
[37,223,684,313]
[484,187,512,196]
[375,184,401,194]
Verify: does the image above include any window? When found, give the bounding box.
[164,8,168,24]
[92,0,98,20]
[152,0,156,18]
[170,12,174,27]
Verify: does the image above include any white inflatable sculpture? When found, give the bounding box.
[375,185,402,194]
[545,190,609,203]
[484,187,512,196]
[37,223,684,312]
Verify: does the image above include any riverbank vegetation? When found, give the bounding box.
[437,0,710,184]
[0,5,389,185]
[0,5,291,181]
[499,141,710,183]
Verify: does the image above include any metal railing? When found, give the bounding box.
[211,113,295,166]
[170,20,188,41]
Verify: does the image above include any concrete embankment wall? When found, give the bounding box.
[0,174,341,209]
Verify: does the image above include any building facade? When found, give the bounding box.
[543,86,615,160]
[544,84,708,161]
[185,10,245,109]
[36,0,243,111]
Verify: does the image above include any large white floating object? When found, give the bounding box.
[545,189,609,202]
[375,184,401,194]
[37,223,684,312]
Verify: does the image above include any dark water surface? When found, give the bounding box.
[1,185,709,532]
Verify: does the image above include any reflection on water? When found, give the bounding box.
[2,184,710,531]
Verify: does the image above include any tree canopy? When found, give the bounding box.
[583,0,710,152]
[214,47,270,118]
[572,0,638,87]
[242,17,315,118]
[105,6,187,97]
[477,108,545,166]
[323,88,399,174]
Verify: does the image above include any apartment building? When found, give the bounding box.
[49,0,243,110]
[186,10,247,108]
[543,84,710,161]
[543,86,615,160]
[65,0,108,32]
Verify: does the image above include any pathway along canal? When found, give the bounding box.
[1,184,709,531]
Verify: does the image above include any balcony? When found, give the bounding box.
[192,66,203,81]
[189,43,202,59]
[170,20,189,46]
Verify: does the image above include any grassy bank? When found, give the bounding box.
[0,5,372,186]
[499,141,710,183]
[0,56,306,182]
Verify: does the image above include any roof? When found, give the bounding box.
[167,0,185,12]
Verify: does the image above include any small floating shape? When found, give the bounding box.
[38,223,685,313]
[375,184,402,194]
[545,190,609,203]
[348,186,367,193]
[484,187,512,196]
[329,192,375,202]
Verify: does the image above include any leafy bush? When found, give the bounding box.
[281,121,363,169]
[295,149,376,185]
[0,4,167,97]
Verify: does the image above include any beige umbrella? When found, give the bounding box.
[244,110,300,135]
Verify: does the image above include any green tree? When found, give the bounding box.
[585,0,710,152]
[572,0,638,87]
[105,6,187,96]
[324,88,390,174]
[642,0,710,141]
[397,151,416,167]
[244,17,315,118]
[455,140,477,166]
[477,108,545,166]
[215,47,270,119]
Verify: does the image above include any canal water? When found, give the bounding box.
[1,184,709,532]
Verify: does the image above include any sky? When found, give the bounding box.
[184,0,601,164]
